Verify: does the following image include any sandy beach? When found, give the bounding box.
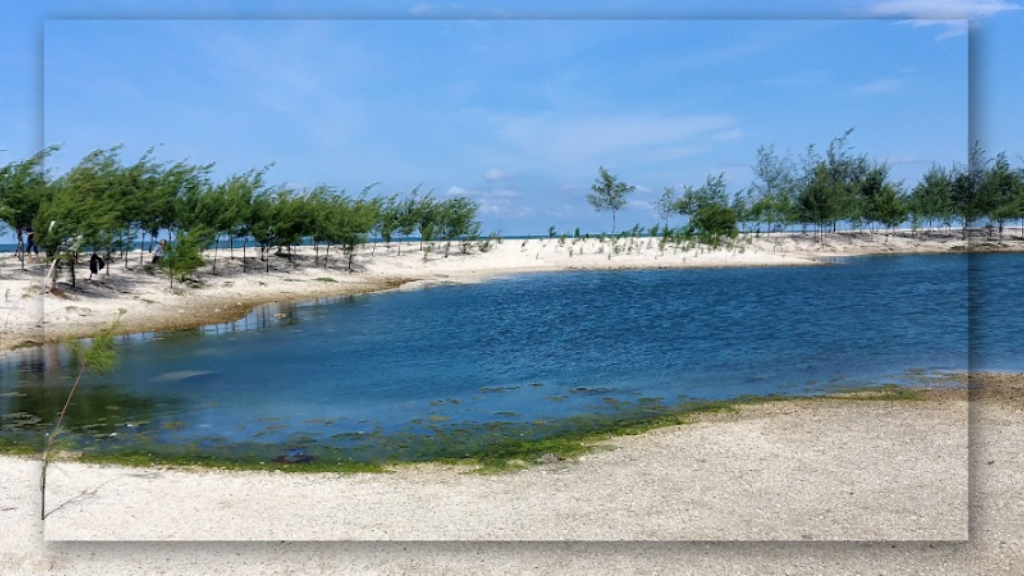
[0,230,1021,573]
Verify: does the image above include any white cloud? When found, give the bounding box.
[866,0,1019,18]
[762,71,828,86]
[713,129,744,141]
[485,113,736,174]
[542,204,589,219]
[849,78,904,95]
[483,168,509,181]
[447,185,473,196]
[638,144,707,163]
[444,185,526,217]
[409,3,432,15]
[864,0,1021,39]
[479,196,532,217]
[885,155,930,166]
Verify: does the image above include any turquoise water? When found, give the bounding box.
[1,252,1016,462]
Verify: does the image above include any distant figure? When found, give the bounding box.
[89,252,105,277]
[25,225,39,263]
[152,239,167,264]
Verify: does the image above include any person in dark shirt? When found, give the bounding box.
[25,225,39,264]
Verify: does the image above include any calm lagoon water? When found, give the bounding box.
[1,252,1018,462]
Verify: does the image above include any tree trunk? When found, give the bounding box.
[139,231,147,267]
[16,230,25,270]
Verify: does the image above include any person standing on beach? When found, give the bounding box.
[152,239,167,264]
[25,225,39,264]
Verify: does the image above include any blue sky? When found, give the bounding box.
[2,1,1021,236]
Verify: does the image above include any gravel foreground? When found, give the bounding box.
[1,375,1021,575]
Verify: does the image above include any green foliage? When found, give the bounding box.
[655,186,677,227]
[6,134,1024,283]
[377,193,401,246]
[674,174,738,244]
[66,326,120,376]
[747,144,798,234]
[159,228,209,287]
[330,194,378,270]
[981,152,1024,235]
[477,231,502,252]
[586,166,635,233]
[950,141,989,232]
[908,164,956,232]
[795,128,871,238]
[436,195,481,257]
[690,203,739,243]
[0,145,60,266]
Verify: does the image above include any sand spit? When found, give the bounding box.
[1,228,1018,352]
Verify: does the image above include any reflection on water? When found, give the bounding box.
[0,253,1017,462]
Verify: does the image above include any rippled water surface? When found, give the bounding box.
[1,252,1018,462]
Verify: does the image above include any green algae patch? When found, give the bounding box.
[0,378,962,473]
[825,384,928,401]
[0,435,41,455]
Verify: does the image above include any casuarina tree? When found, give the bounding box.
[586,166,635,233]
